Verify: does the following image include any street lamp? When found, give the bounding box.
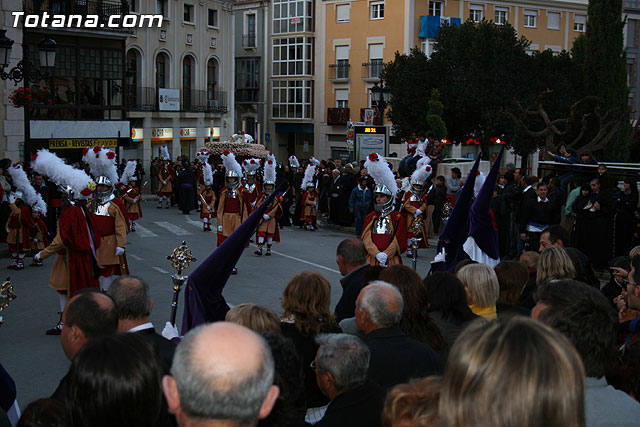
[370,80,391,123]
[0,30,56,84]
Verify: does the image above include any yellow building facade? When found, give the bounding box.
[314,0,588,161]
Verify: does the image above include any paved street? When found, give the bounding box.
[0,199,436,406]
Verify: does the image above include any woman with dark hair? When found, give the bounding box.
[494,261,530,317]
[66,333,163,427]
[615,178,639,257]
[378,265,446,355]
[280,271,340,415]
[423,272,479,353]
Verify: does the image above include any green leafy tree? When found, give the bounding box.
[428,21,531,154]
[581,0,629,160]
[381,48,431,140]
[426,89,447,140]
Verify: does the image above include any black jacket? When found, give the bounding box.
[314,379,386,427]
[363,326,444,388]
[334,264,370,322]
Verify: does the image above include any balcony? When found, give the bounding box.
[124,87,228,113]
[328,63,350,82]
[327,108,350,126]
[243,34,257,49]
[362,59,383,82]
[23,0,134,33]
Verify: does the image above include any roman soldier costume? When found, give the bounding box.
[402,158,432,256]
[199,161,216,232]
[360,153,407,267]
[242,158,263,213]
[300,162,318,231]
[255,153,282,256]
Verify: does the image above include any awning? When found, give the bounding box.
[419,16,462,38]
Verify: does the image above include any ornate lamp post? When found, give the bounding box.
[369,80,391,124]
[0,30,56,84]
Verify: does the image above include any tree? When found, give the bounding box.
[577,0,629,159]
[381,48,431,140]
[427,20,531,154]
[426,89,447,140]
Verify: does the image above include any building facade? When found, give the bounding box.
[315,0,589,162]
[268,0,315,160]
[233,0,269,145]
[124,0,234,173]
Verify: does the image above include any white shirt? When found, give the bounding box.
[127,322,154,333]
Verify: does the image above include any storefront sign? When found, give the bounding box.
[151,128,173,140]
[180,128,197,140]
[131,128,143,142]
[49,138,118,149]
[205,127,221,141]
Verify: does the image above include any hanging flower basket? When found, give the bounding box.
[8,87,34,108]
[35,87,54,105]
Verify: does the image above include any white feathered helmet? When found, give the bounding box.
[365,153,397,212]
[203,162,214,186]
[289,155,300,169]
[8,163,47,215]
[301,163,316,190]
[263,153,277,194]
[160,145,170,161]
[31,149,96,201]
[242,158,261,176]
[410,157,433,194]
[195,150,209,163]
[221,150,242,189]
[119,160,137,185]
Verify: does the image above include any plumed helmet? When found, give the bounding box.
[410,157,433,194]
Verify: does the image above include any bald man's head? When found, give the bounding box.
[356,281,404,331]
[164,322,278,425]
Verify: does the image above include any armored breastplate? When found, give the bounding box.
[95,201,111,216]
[227,189,238,199]
[409,193,421,202]
[244,183,256,193]
[374,214,392,234]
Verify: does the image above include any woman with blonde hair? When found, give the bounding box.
[438,317,586,427]
[280,271,340,414]
[536,246,576,287]
[225,303,280,332]
[383,377,442,427]
[456,263,499,320]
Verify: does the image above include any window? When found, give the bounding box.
[574,14,586,32]
[272,37,313,76]
[428,1,442,16]
[547,12,560,30]
[495,7,507,25]
[208,9,218,27]
[336,4,349,22]
[370,2,384,20]
[421,39,436,59]
[245,14,256,48]
[183,4,194,23]
[272,80,312,119]
[183,56,193,107]
[336,45,349,79]
[335,89,348,108]
[273,0,313,34]
[156,0,165,16]
[207,58,218,102]
[469,5,483,23]
[155,53,168,89]
[524,10,537,28]
[236,58,259,102]
[368,43,383,78]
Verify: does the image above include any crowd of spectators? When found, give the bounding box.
[4,233,640,427]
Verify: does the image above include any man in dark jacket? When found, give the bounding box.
[314,334,386,427]
[348,177,372,236]
[520,183,560,252]
[356,282,444,388]
[334,238,371,322]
